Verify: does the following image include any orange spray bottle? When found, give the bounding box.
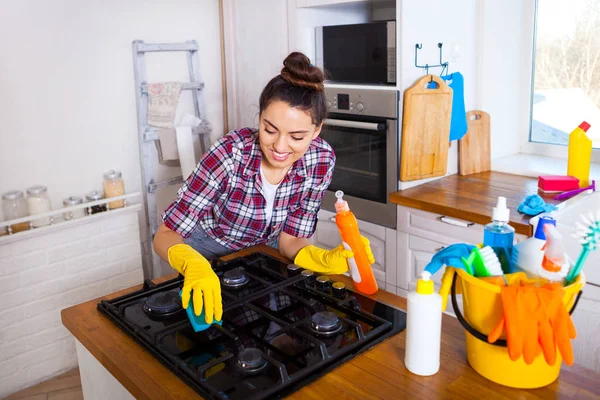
[334,190,378,295]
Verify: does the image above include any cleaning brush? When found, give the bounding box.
[463,246,504,277]
[479,246,504,276]
[565,210,600,285]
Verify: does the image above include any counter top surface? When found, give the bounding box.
[61,245,600,400]
[389,171,561,236]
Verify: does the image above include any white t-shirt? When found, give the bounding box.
[260,165,281,225]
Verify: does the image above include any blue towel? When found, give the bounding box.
[424,243,476,276]
[441,72,468,141]
[517,194,557,216]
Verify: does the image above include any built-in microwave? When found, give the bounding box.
[315,21,396,85]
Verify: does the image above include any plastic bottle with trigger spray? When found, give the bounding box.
[334,190,378,295]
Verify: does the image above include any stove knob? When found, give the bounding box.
[327,100,332,108]
[356,102,365,112]
[316,275,332,293]
[332,282,347,299]
[287,264,301,276]
[301,270,316,287]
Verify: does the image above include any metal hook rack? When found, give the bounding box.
[414,42,449,79]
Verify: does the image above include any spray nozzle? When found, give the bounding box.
[334,190,349,213]
[492,196,510,222]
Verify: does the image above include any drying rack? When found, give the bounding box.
[132,40,212,278]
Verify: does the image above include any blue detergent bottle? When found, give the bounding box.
[483,196,515,273]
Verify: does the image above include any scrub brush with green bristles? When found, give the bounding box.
[462,246,504,277]
[565,210,600,285]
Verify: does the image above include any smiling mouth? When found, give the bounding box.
[271,149,291,161]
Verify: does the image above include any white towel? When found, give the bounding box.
[176,113,202,179]
[157,129,179,161]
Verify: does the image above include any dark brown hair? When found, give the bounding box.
[259,52,327,126]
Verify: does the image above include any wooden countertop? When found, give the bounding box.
[62,245,600,400]
[390,171,561,236]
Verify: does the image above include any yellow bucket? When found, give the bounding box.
[441,268,586,389]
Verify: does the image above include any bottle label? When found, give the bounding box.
[343,241,361,283]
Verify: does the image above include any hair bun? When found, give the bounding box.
[280,52,324,92]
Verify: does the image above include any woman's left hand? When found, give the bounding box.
[294,236,375,275]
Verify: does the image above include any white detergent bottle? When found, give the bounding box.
[405,271,442,376]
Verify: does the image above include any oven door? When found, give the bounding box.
[320,113,398,229]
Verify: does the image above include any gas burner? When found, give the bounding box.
[221,269,250,289]
[142,292,183,317]
[309,311,343,336]
[236,347,268,373]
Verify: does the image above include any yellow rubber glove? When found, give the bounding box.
[294,236,375,275]
[167,244,223,324]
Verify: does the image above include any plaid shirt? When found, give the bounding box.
[162,128,335,251]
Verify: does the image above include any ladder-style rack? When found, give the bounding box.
[132,40,212,278]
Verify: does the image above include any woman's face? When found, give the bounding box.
[258,100,322,171]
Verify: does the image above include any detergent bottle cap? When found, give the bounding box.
[416,271,434,295]
[492,196,510,222]
[334,190,350,213]
[534,216,557,240]
[579,121,591,132]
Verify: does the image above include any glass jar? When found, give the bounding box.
[26,185,52,227]
[2,190,31,233]
[86,190,107,215]
[63,196,86,220]
[103,170,125,209]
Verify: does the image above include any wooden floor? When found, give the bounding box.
[5,368,83,400]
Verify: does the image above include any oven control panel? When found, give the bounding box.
[324,87,397,119]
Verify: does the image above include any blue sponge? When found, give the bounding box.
[179,290,222,332]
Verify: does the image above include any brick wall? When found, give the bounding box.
[0,208,144,398]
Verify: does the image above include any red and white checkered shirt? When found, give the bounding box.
[162,128,335,251]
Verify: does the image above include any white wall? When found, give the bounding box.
[0,0,224,227]
[479,0,535,160]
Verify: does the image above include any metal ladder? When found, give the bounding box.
[132,40,212,278]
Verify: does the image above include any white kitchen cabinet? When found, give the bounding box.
[313,209,396,289]
[222,0,289,130]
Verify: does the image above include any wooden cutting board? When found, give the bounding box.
[400,75,453,181]
[459,110,491,176]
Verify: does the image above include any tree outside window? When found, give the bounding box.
[530,0,600,148]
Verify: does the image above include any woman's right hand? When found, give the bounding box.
[167,244,223,324]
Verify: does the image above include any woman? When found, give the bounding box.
[153,52,374,324]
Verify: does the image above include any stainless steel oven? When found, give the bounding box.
[320,87,398,229]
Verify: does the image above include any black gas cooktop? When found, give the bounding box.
[98,252,406,400]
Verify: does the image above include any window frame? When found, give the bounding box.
[522,0,600,163]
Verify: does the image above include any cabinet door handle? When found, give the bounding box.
[439,216,474,228]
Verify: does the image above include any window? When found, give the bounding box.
[529,0,600,148]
